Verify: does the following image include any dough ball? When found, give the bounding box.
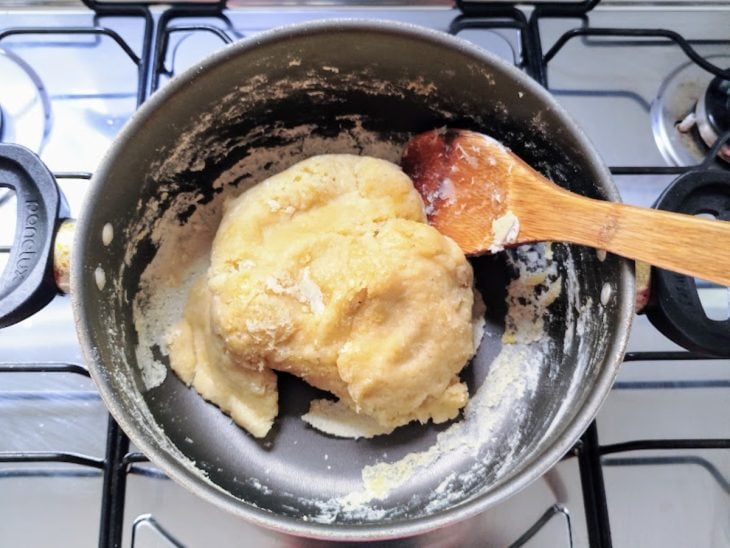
[207,154,477,434]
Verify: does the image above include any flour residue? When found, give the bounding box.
[488,210,520,253]
[102,222,114,246]
[601,282,612,306]
[94,266,106,291]
[502,244,562,345]
[422,176,457,216]
[264,267,324,316]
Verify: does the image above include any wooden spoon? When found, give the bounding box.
[401,128,730,286]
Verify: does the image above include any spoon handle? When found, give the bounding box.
[524,188,730,286]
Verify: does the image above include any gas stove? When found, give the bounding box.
[1,2,729,547]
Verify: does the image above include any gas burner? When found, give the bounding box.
[693,73,730,162]
[651,56,730,166]
[0,47,51,153]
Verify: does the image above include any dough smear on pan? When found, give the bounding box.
[168,154,481,438]
[167,276,278,438]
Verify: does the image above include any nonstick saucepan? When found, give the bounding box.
[1,20,717,541]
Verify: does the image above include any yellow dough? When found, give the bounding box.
[170,154,479,438]
[167,276,278,438]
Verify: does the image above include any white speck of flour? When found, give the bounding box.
[489,210,520,253]
[102,223,114,246]
[94,266,106,291]
[601,282,612,306]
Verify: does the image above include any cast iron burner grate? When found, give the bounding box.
[1,1,728,547]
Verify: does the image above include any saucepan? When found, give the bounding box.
[0,19,691,540]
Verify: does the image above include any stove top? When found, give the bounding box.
[0,2,729,547]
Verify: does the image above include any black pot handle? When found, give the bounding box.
[0,144,68,328]
[645,168,730,357]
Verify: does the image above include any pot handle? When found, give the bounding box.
[0,144,68,328]
[644,168,730,357]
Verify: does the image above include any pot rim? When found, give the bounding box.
[72,18,634,541]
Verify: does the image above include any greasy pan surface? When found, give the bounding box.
[72,20,634,540]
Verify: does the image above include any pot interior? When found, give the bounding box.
[75,22,631,535]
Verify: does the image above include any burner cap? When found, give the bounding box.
[704,74,730,136]
[695,70,730,162]
[651,57,730,166]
